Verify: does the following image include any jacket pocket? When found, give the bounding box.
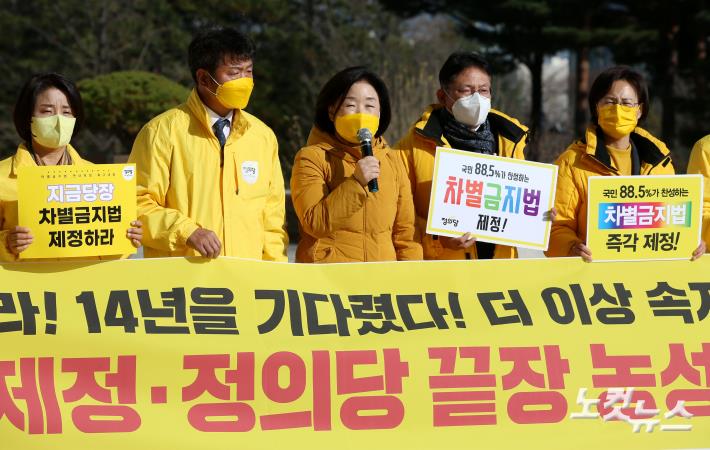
[235,157,269,200]
[313,239,339,263]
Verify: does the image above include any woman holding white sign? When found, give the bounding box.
[396,52,535,260]
[0,73,142,261]
[290,67,422,262]
[547,66,705,261]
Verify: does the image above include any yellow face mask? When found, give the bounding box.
[31,114,76,148]
[597,104,639,139]
[334,113,379,144]
[209,75,254,110]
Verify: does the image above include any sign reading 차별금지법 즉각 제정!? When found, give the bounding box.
[1,256,710,450]
[586,175,703,261]
[426,147,557,250]
[17,164,137,259]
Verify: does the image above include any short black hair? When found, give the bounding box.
[188,27,255,83]
[13,73,84,144]
[314,66,391,137]
[589,65,649,125]
[439,51,491,88]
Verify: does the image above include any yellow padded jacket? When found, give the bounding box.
[291,126,422,263]
[546,125,674,257]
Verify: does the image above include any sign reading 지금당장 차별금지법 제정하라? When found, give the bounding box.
[426,147,558,250]
[586,175,702,261]
[17,163,137,259]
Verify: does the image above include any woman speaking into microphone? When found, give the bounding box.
[290,66,422,263]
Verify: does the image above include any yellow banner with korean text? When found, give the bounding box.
[17,163,137,259]
[587,175,703,261]
[0,257,709,450]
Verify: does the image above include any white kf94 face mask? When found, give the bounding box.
[450,92,491,129]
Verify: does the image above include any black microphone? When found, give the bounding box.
[357,128,378,193]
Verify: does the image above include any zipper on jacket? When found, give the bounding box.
[363,195,368,262]
[220,165,226,255]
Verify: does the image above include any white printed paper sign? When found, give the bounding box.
[426,147,557,250]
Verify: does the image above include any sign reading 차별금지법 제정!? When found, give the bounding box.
[1,256,710,450]
[17,164,137,259]
[586,175,703,261]
[426,147,558,250]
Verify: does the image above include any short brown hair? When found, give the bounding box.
[589,66,649,125]
[188,27,255,83]
[439,51,491,89]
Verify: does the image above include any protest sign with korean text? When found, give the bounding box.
[426,147,557,250]
[17,164,137,258]
[586,175,702,261]
[1,256,709,450]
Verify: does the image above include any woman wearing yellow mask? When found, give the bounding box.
[291,66,422,262]
[546,66,705,261]
[0,73,142,261]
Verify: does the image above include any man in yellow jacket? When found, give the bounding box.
[396,51,528,260]
[129,27,288,260]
